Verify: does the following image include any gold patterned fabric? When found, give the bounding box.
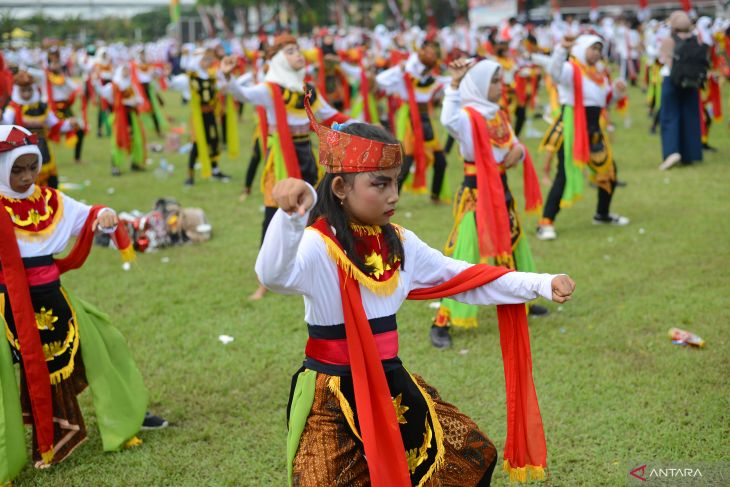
[291,372,497,486]
[20,356,88,464]
[3,285,78,385]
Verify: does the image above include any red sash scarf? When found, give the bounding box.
[0,197,54,463]
[337,69,351,111]
[359,59,373,123]
[515,74,528,106]
[315,219,547,484]
[256,106,269,155]
[403,73,428,190]
[529,74,539,110]
[0,204,133,464]
[570,61,590,165]
[112,86,131,152]
[8,101,25,127]
[409,265,548,481]
[464,106,512,261]
[521,145,543,214]
[44,70,58,115]
[266,82,302,179]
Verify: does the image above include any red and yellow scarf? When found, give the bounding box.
[403,72,428,191]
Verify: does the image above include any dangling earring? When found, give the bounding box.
[339,198,344,207]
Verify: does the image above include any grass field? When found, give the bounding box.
[10,82,730,486]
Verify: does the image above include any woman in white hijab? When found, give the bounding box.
[537,34,629,241]
[221,34,350,300]
[0,125,165,480]
[430,58,547,349]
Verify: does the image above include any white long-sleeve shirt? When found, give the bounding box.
[375,62,449,103]
[255,186,557,326]
[440,86,524,164]
[548,45,612,107]
[6,190,115,258]
[1,104,72,133]
[226,79,340,133]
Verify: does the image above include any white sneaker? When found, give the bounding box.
[536,224,557,240]
[593,214,630,226]
[659,153,681,171]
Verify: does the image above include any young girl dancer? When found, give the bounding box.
[0,126,165,484]
[431,58,547,349]
[255,93,575,485]
[536,35,629,240]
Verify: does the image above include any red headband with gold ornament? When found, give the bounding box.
[303,90,402,174]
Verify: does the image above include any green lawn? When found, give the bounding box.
[11,84,730,486]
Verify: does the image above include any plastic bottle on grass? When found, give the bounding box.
[668,328,705,348]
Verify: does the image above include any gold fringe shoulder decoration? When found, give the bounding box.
[310,227,401,297]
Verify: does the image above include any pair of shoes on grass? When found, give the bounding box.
[537,214,629,240]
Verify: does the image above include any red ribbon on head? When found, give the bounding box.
[464,106,512,261]
[0,201,54,463]
[570,61,590,165]
[0,126,38,152]
[266,82,301,179]
[403,72,427,190]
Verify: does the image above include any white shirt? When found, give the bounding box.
[11,192,114,258]
[255,187,557,327]
[375,63,450,103]
[548,45,612,107]
[440,86,523,164]
[226,80,339,132]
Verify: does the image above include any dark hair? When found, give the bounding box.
[308,123,405,275]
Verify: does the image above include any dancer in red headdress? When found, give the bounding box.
[254,92,575,485]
